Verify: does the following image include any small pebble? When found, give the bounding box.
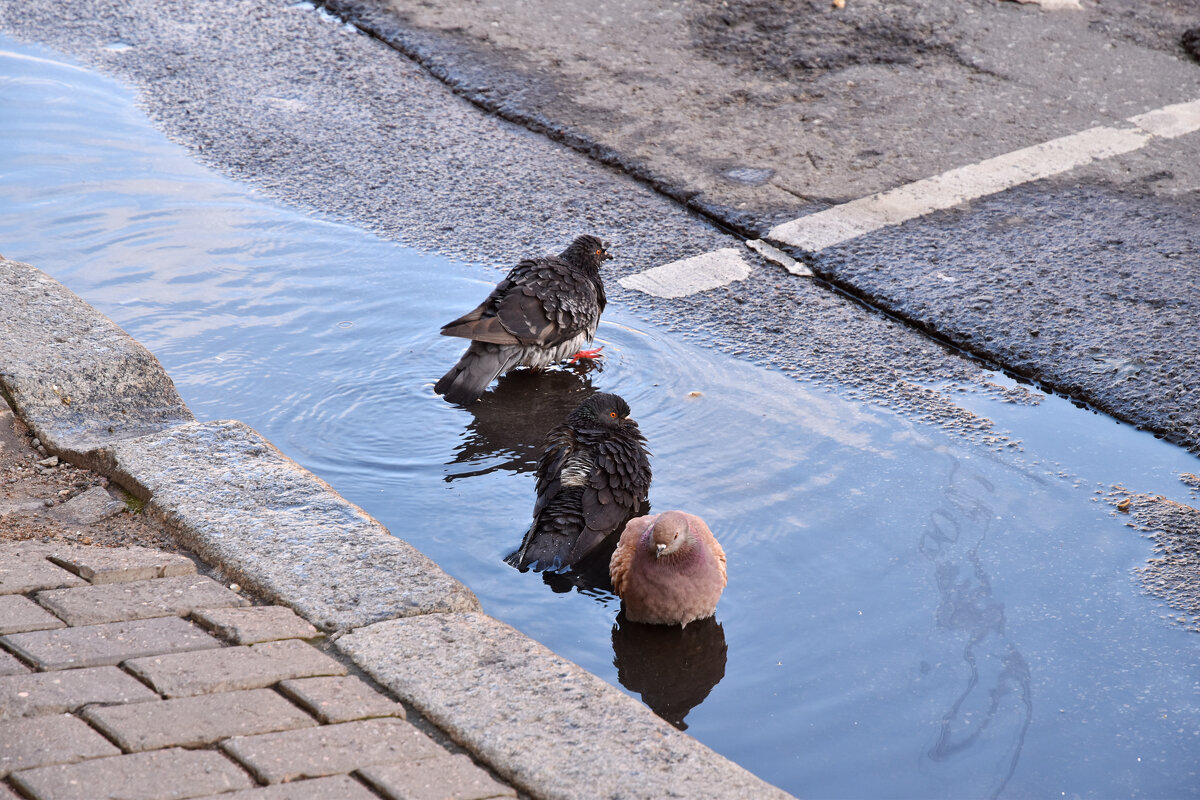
[43,498,54,507]
[229,583,241,592]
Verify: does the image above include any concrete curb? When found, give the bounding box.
[0,258,792,799]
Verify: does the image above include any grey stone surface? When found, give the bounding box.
[10,748,254,800]
[337,613,793,800]
[278,676,405,724]
[0,713,121,777]
[359,753,517,800]
[0,665,159,720]
[0,549,86,595]
[51,485,126,525]
[47,543,196,584]
[221,718,444,785]
[34,574,246,626]
[192,605,321,645]
[82,688,318,751]
[207,775,381,800]
[125,638,346,697]
[1,615,220,670]
[97,420,479,631]
[0,595,65,635]
[0,649,29,677]
[0,259,194,465]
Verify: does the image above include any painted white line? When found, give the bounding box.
[620,97,1200,298]
[618,248,750,298]
[768,97,1200,253]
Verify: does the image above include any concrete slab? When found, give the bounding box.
[0,259,194,466]
[359,753,517,800]
[278,676,405,724]
[125,638,346,697]
[96,420,480,632]
[192,605,321,645]
[222,718,444,784]
[46,543,197,584]
[0,595,65,635]
[337,612,792,800]
[0,665,159,720]
[0,713,121,777]
[82,688,318,751]
[10,748,254,800]
[1,615,221,671]
[34,574,246,626]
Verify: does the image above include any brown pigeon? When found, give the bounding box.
[434,235,611,404]
[610,511,727,626]
[506,392,651,572]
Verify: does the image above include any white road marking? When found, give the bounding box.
[768,98,1200,253]
[620,97,1200,297]
[618,248,750,298]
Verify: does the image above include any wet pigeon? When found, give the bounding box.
[434,235,611,404]
[610,511,727,626]
[507,392,651,571]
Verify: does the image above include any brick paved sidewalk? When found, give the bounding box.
[0,541,516,800]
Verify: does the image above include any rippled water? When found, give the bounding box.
[3,34,1199,798]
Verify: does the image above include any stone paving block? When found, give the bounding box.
[278,676,405,724]
[1,616,220,670]
[0,665,158,720]
[222,718,444,784]
[99,420,480,631]
[0,713,121,777]
[359,753,517,800]
[50,486,127,526]
[125,638,346,697]
[0,553,86,595]
[35,574,246,626]
[337,612,795,800]
[82,688,318,751]
[9,747,254,800]
[201,775,381,800]
[47,543,196,584]
[0,594,65,635]
[193,605,320,645]
[0,648,30,676]
[0,783,21,800]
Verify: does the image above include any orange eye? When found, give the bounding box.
[595,249,603,255]
[610,411,617,418]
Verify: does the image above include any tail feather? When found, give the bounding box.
[435,342,514,404]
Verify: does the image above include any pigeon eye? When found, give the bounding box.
[595,249,603,256]
[609,411,617,418]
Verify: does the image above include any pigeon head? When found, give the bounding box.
[648,511,694,559]
[569,391,636,431]
[561,235,613,270]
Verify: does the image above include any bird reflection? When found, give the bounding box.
[611,612,728,731]
[444,365,596,481]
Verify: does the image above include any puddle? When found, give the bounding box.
[4,34,1200,798]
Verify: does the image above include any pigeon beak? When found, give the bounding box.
[655,543,666,558]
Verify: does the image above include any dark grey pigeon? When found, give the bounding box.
[434,235,611,405]
[507,392,651,571]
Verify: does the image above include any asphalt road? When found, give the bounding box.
[318,0,1200,455]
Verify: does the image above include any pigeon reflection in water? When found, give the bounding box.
[443,367,596,482]
[612,612,728,731]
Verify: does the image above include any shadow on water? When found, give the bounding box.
[443,365,597,481]
[612,612,728,731]
[7,34,1200,799]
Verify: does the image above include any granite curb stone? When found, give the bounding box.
[95,419,481,632]
[0,259,195,466]
[337,612,794,800]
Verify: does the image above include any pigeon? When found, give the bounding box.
[507,392,651,571]
[609,511,727,626]
[435,235,611,404]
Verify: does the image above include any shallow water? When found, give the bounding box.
[3,34,1199,798]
